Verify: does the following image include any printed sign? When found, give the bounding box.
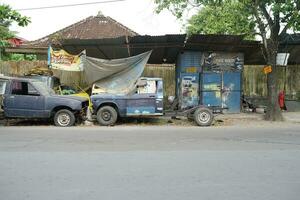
[263,65,272,74]
[203,52,244,72]
[49,47,85,71]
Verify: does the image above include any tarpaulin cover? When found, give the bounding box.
[84,51,151,94]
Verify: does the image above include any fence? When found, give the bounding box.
[1,61,299,99]
[0,61,176,97]
[243,65,300,99]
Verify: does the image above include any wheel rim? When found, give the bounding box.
[198,111,210,123]
[57,113,71,126]
[101,111,112,121]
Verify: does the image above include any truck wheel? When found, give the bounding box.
[54,109,75,127]
[193,107,214,126]
[97,106,118,126]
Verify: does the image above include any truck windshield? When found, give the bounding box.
[0,80,7,95]
[31,81,55,95]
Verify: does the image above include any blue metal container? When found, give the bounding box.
[177,51,202,68]
[222,91,241,113]
[201,72,222,91]
[222,72,242,113]
[179,73,200,109]
[223,72,241,91]
[200,72,242,113]
[176,51,203,97]
[202,91,222,107]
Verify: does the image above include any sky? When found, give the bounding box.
[2,0,194,41]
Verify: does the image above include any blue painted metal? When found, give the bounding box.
[222,91,241,113]
[2,77,88,118]
[222,72,242,113]
[176,51,202,97]
[200,72,242,113]
[223,72,241,91]
[179,73,200,109]
[91,78,164,117]
[175,51,243,113]
[201,73,222,91]
[47,45,51,66]
[177,51,202,68]
[126,106,156,115]
[202,91,222,107]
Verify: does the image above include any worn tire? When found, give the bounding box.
[54,109,75,127]
[193,107,214,126]
[97,106,118,126]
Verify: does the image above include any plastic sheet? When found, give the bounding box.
[84,51,152,94]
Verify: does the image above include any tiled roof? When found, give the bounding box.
[24,14,138,47]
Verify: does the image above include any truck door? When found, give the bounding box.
[126,79,163,116]
[4,80,46,118]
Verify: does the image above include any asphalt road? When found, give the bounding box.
[1,125,300,200]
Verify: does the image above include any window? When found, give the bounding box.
[137,80,157,94]
[157,80,163,98]
[0,81,7,95]
[11,81,40,96]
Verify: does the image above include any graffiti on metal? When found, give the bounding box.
[203,52,244,72]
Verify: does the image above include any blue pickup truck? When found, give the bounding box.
[0,76,89,126]
[91,77,215,126]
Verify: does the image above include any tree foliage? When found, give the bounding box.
[0,4,30,47]
[155,0,300,121]
[186,1,256,39]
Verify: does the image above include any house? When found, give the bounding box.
[25,12,138,47]
[7,37,27,47]
[5,12,138,56]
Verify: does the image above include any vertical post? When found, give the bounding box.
[125,35,131,57]
[47,44,51,69]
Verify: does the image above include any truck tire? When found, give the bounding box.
[97,106,118,126]
[54,109,76,127]
[193,107,214,126]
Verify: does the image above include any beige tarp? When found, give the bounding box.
[84,51,152,94]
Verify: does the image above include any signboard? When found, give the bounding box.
[203,52,244,72]
[276,53,289,66]
[263,65,272,74]
[48,47,85,71]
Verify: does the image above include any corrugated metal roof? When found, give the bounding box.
[128,34,186,63]
[11,33,299,65]
[60,34,187,64]
[59,34,266,64]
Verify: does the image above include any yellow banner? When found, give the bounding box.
[50,48,84,71]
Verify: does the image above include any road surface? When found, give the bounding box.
[0,125,300,200]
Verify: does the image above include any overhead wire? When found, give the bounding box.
[16,0,127,11]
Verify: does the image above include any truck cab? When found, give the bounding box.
[0,76,89,126]
[91,77,163,125]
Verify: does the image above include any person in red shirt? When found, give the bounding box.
[278,91,287,111]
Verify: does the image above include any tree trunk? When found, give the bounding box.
[265,40,283,121]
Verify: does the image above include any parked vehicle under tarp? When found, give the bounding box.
[84,51,152,95]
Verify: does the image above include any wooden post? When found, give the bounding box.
[125,35,131,57]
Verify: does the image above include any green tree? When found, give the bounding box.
[155,0,300,121]
[186,1,256,39]
[0,4,30,58]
